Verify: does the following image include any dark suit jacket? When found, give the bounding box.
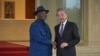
[55,21,80,56]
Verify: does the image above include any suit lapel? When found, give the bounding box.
[56,24,61,37]
[56,21,69,38]
[62,21,69,38]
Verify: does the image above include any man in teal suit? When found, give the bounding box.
[29,6,52,56]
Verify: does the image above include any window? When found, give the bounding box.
[63,0,84,42]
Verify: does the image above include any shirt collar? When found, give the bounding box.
[61,19,67,25]
[36,19,46,25]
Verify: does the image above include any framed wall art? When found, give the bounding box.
[4,1,15,19]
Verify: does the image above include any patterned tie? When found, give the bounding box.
[59,24,64,37]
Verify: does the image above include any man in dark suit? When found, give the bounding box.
[53,8,80,56]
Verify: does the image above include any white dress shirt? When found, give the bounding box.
[59,19,67,33]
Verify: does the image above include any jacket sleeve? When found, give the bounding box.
[54,27,57,43]
[30,24,51,45]
[67,23,80,47]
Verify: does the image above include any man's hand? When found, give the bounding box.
[60,42,68,48]
[52,42,56,49]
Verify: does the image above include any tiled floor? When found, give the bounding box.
[10,42,100,56]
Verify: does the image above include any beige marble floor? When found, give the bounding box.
[10,42,100,56]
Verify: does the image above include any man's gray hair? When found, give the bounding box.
[57,8,67,14]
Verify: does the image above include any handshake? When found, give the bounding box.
[52,42,68,49]
[52,42,56,49]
